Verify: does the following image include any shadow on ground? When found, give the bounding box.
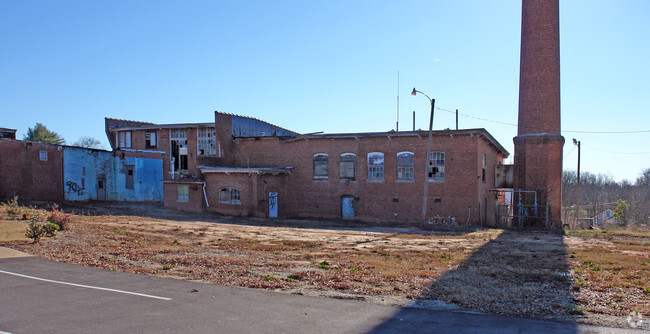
[369,229,579,333]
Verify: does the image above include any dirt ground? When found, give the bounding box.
[1,201,648,329]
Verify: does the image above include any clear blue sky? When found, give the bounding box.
[2,1,648,182]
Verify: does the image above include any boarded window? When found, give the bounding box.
[396,151,414,181]
[177,185,189,202]
[428,152,445,182]
[367,152,384,181]
[197,127,217,156]
[339,153,355,180]
[118,131,132,148]
[313,153,328,180]
[218,187,241,204]
[145,131,157,148]
[125,165,135,189]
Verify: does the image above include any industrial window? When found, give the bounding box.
[482,154,486,183]
[118,131,132,148]
[396,151,414,181]
[197,127,217,157]
[145,131,157,148]
[218,187,241,204]
[313,153,328,180]
[339,153,356,181]
[125,165,135,189]
[428,152,445,182]
[367,152,384,181]
[177,185,189,202]
[170,129,188,172]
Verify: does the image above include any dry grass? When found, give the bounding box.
[1,202,648,328]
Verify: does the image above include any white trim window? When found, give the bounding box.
[218,187,241,204]
[428,151,445,182]
[118,131,132,148]
[313,153,328,180]
[396,151,414,181]
[367,152,384,181]
[145,131,157,148]
[197,127,217,157]
[339,153,356,181]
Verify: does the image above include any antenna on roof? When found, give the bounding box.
[396,70,400,132]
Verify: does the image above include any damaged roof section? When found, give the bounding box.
[224,112,299,138]
[199,166,292,175]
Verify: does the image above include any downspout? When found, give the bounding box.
[202,182,209,208]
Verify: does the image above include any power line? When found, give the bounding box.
[581,143,650,155]
[434,106,650,135]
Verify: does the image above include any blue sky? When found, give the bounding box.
[1,1,648,182]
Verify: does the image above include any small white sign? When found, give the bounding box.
[39,151,48,161]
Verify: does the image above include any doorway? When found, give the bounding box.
[97,178,106,201]
[342,196,354,220]
[269,192,278,218]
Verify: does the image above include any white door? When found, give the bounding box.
[269,192,278,218]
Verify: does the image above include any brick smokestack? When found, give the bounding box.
[514,0,565,228]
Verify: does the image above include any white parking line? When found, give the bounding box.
[0,269,172,301]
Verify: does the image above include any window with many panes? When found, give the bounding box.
[197,127,217,157]
[367,152,384,181]
[118,131,132,148]
[428,151,445,182]
[218,187,241,204]
[339,153,356,181]
[396,151,414,181]
[177,185,189,202]
[170,129,188,172]
[313,153,328,180]
[145,131,157,148]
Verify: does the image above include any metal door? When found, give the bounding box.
[269,192,278,218]
[342,196,354,220]
[97,178,106,201]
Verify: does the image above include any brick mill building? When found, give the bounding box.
[105,111,510,225]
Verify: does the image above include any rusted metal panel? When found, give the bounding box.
[495,164,514,188]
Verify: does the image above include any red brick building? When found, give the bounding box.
[106,112,509,226]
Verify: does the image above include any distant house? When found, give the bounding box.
[105,111,510,225]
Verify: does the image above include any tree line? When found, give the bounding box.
[22,123,104,149]
[563,168,649,226]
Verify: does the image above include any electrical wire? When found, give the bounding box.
[434,106,650,135]
[581,143,650,155]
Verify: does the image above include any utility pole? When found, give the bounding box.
[455,109,458,130]
[573,138,581,227]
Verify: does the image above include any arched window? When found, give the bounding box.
[367,152,384,181]
[428,151,445,182]
[339,153,356,181]
[396,152,414,181]
[482,154,487,183]
[313,153,328,180]
[218,187,241,204]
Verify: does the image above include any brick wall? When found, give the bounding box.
[0,139,63,201]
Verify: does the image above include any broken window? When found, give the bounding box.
[125,165,135,189]
[313,153,328,180]
[482,154,486,183]
[396,151,414,181]
[218,187,241,204]
[170,129,188,172]
[339,153,356,181]
[177,185,189,202]
[367,152,384,181]
[428,151,445,182]
[145,131,157,148]
[197,127,217,157]
[118,131,132,148]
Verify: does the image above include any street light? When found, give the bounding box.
[412,88,435,222]
[573,138,581,227]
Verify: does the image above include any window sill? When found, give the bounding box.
[366,179,384,182]
[396,179,414,183]
[313,178,329,181]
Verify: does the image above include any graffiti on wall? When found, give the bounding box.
[66,181,85,196]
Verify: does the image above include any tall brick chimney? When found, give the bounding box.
[513,0,564,228]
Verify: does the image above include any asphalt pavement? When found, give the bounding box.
[0,248,645,334]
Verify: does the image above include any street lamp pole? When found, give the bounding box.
[412,88,435,222]
[573,138,581,227]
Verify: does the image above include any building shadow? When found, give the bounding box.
[368,229,579,333]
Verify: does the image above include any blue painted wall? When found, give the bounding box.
[63,147,163,201]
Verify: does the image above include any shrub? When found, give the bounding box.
[5,196,21,220]
[42,222,60,237]
[47,204,71,230]
[25,221,45,243]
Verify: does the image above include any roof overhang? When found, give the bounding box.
[199,166,292,175]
